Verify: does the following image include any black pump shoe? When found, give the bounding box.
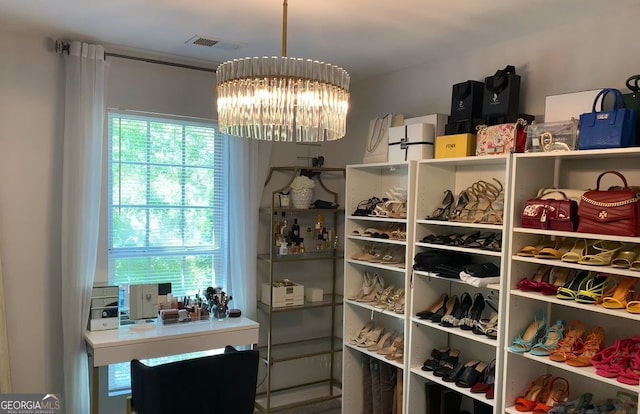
[426,190,454,220]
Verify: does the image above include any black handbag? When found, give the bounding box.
[624,75,640,144]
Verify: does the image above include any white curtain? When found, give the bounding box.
[227,139,272,320]
[0,250,11,392]
[61,42,108,414]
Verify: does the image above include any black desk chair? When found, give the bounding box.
[127,346,259,414]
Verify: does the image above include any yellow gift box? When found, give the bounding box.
[435,134,477,159]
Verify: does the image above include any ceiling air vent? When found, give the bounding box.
[185,35,245,51]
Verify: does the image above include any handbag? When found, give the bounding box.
[578,88,638,150]
[623,75,640,144]
[577,171,640,237]
[521,191,578,231]
[536,187,586,204]
[476,118,528,156]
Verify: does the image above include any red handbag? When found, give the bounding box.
[577,171,640,237]
[521,191,578,231]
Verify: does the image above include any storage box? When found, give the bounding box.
[544,89,600,122]
[526,119,578,152]
[90,284,119,331]
[388,123,435,162]
[261,282,304,308]
[435,134,476,159]
[305,287,324,302]
[405,114,449,137]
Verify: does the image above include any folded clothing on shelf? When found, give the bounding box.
[413,250,471,272]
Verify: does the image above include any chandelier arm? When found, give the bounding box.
[282,0,288,57]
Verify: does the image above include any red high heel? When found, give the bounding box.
[533,377,570,413]
[514,374,552,412]
[518,266,551,292]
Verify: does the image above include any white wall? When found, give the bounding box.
[344,7,640,166]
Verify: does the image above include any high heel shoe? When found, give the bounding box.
[440,291,471,328]
[549,320,586,362]
[355,273,384,303]
[431,295,459,324]
[556,271,589,301]
[456,360,487,388]
[533,377,570,414]
[416,293,448,320]
[539,267,576,296]
[518,265,551,292]
[575,273,613,304]
[348,271,375,300]
[470,359,495,395]
[600,276,638,309]
[349,321,374,344]
[565,326,606,367]
[449,189,471,221]
[378,335,403,356]
[356,325,385,348]
[367,330,393,352]
[529,319,566,356]
[514,374,553,412]
[460,293,485,331]
[427,189,454,220]
[509,309,547,353]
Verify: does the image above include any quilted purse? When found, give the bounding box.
[577,171,640,237]
[521,191,578,232]
[476,118,528,156]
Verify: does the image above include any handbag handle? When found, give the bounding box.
[486,65,516,94]
[591,88,626,113]
[538,190,570,200]
[595,170,630,191]
[625,75,640,94]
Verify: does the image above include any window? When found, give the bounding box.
[108,111,228,297]
[107,111,228,393]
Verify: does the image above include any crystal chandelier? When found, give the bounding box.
[215,0,350,143]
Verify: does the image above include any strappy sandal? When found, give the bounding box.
[578,240,624,266]
[449,189,471,221]
[600,276,637,309]
[452,183,483,222]
[517,236,555,257]
[478,179,505,224]
[612,244,640,269]
[539,267,576,296]
[575,273,613,304]
[427,189,454,220]
[561,238,590,263]
[535,238,573,260]
[556,271,589,300]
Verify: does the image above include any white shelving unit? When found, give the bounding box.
[342,161,416,414]
[407,155,511,414]
[501,149,640,413]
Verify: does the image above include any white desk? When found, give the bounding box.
[85,317,259,414]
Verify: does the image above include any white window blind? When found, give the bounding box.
[107,111,228,393]
[108,111,228,298]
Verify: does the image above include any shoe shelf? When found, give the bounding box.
[513,226,640,244]
[512,255,640,279]
[412,317,498,346]
[344,342,404,370]
[344,298,406,321]
[414,269,501,287]
[513,351,640,394]
[502,150,640,413]
[509,288,640,321]
[257,166,345,414]
[347,235,407,245]
[410,368,497,407]
[418,219,504,231]
[408,155,511,414]
[415,241,502,257]
[343,162,416,414]
[345,259,406,273]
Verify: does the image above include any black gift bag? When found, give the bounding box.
[450,80,484,123]
[482,65,521,118]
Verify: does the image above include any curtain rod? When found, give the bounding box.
[54,40,216,73]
